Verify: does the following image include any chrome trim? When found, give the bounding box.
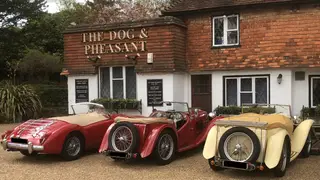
[1,140,44,153]
[215,120,268,128]
[1,139,7,150]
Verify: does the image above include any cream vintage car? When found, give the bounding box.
[203,104,314,177]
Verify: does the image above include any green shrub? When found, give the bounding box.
[91,98,140,110]
[214,105,276,116]
[0,81,42,122]
[315,105,320,117]
[32,84,68,107]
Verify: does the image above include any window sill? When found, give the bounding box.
[212,45,241,49]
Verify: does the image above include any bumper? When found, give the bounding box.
[1,139,44,154]
[102,150,139,160]
[211,157,257,171]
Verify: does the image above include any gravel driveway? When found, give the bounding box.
[1,124,319,180]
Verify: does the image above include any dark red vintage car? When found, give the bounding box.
[0,102,120,161]
[99,101,222,165]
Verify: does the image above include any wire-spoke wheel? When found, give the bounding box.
[274,137,290,177]
[61,132,84,161]
[153,130,176,165]
[111,126,133,152]
[300,131,312,158]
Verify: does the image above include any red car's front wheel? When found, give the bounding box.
[152,130,176,165]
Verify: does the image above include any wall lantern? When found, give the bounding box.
[60,68,70,76]
[125,53,140,65]
[277,74,283,84]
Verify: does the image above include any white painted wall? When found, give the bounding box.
[211,69,293,112]
[292,69,320,116]
[136,73,190,116]
[67,75,99,114]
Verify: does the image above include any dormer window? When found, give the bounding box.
[212,15,239,47]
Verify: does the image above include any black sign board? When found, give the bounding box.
[75,79,89,103]
[147,79,163,106]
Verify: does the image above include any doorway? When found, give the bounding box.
[191,75,212,112]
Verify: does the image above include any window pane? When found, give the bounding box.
[313,78,320,106]
[228,16,238,30]
[256,78,268,104]
[100,67,110,98]
[241,78,252,91]
[113,80,123,99]
[113,67,123,78]
[241,93,253,104]
[126,67,136,99]
[227,31,238,44]
[226,79,237,106]
[214,18,224,45]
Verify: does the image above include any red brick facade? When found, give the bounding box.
[64,17,186,74]
[184,3,320,72]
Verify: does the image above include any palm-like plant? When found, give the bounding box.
[0,81,42,123]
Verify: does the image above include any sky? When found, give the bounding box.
[46,0,87,13]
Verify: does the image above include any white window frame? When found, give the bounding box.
[99,66,136,99]
[311,76,320,107]
[212,14,240,47]
[224,76,269,106]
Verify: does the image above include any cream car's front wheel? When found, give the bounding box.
[218,127,261,163]
[274,137,290,177]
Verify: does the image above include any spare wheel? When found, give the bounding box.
[108,122,139,153]
[218,127,261,162]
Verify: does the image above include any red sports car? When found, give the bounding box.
[0,102,118,161]
[99,101,222,165]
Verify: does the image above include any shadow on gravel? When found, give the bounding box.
[14,150,98,164]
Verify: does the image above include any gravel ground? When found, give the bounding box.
[1,124,320,180]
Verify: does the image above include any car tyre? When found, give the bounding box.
[152,129,176,166]
[61,132,84,161]
[208,158,224,171]
[218,127,261,163]
[274,137,291,177]
[108,122,139,153]
[300,131,312,158]
[20,150,38,157]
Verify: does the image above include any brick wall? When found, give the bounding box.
[185,3,320,72]
[63,17,186,74]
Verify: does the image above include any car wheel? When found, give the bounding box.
[152,130,176,166]
[61,132,84,161]
[108,122,139,153]
[20,150,38,157]
[218,127,261,163]
[300,131,312,158]
[274,137,290,177]
[208,158,224,171]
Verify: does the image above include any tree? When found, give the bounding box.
[0,0,46,27]
[0,0,46,80]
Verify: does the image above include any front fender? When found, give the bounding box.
[43,124,82,154]
[203,126,218,159]
[265,129,288,169]
[291,119,314,160]
[140,124,177,158]
[99,123,116,153]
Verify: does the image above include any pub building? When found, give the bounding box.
[62,0,320,117]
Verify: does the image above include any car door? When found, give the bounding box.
[176,114,196,149]
[84,118,113,149]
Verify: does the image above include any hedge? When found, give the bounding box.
[214,106,276,116]
[91,98,141,110]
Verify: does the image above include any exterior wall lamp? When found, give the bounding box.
[125,53,140,65]
[277,74,283,84]
[60,68,70,76]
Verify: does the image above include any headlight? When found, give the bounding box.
[209,112,216,118]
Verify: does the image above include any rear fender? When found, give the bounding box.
[264,129,288,169]
[202,126,218,159]
[140,125,177,158]
[291,119,314,160]
[99,123,116,153]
